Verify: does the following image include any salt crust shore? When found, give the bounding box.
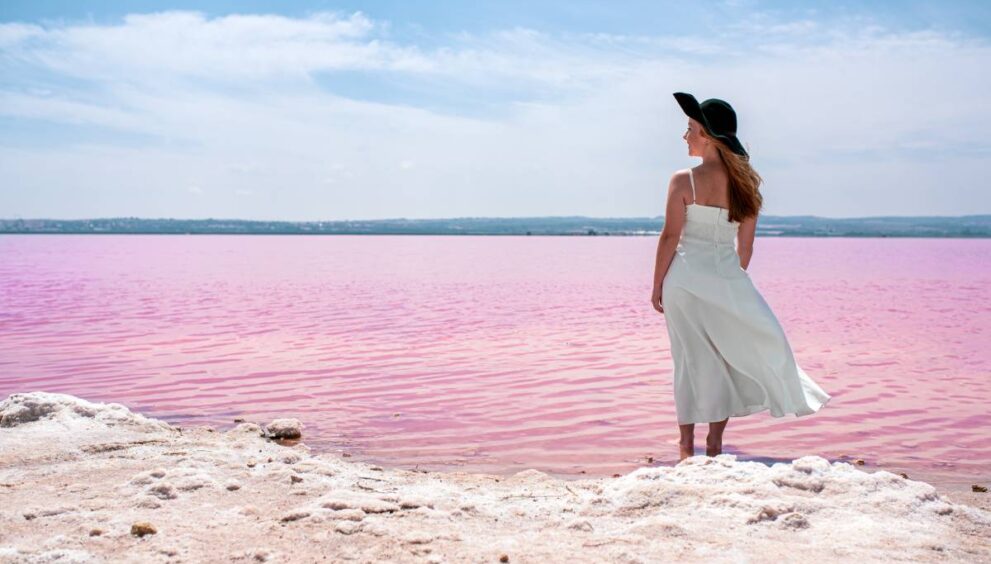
[0,392,988,563]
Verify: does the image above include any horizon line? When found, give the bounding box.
[4,213,991,222]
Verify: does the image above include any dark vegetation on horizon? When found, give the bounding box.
[1,215,989,237]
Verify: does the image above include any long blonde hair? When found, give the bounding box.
[702,131,764,223]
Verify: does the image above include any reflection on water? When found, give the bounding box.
[0,234,988,492]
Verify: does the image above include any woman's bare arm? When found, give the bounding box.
[737,213,757,270]
[653,172,689,291]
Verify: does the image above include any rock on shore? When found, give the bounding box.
[0,391,988,563]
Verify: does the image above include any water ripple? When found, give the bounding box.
[0,235,988,490]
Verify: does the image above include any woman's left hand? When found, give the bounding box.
[651,285,664,314]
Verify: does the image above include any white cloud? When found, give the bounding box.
[0,11,429,81]
[0,10,989,219]
[0,22,43,46]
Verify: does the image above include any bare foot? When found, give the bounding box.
[705,436,722,457]
[679,441,695,461]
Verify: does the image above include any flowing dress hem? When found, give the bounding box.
[676,393,832,425]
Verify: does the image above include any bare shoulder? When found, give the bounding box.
[667,169,692,203]
[670,168,691,184]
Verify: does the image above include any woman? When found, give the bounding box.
[651,92,831,463]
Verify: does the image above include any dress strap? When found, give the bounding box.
[688,168,696,204]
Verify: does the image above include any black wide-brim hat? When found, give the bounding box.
[673,92,748,157]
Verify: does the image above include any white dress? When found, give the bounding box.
[661,168,831,424]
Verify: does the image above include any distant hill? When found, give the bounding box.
[1,215,989,237]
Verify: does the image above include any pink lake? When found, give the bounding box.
[0,235,988,492]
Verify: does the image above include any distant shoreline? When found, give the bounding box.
[2,215,990,238]
[2,232,991,238]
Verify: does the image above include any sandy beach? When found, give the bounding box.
[1,391,988,563]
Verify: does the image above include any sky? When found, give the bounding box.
[1,1,989,220]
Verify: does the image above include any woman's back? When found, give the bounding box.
[689,165,731,209]
[682,168,742,252]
